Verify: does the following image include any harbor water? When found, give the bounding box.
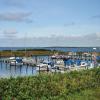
[0,62,37,78]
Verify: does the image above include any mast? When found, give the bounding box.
[24,33,27,57]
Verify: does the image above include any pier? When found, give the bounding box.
[0,48,100,78]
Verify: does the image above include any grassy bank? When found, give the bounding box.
[0,49,67,57]
[67,87,100,100]
[0,68,100,100]
[0,50,51,57]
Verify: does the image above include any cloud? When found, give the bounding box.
[0,12,32,23]
[84,33,100,40]
[64,22,75,27]
[3,29,17,38]
[0,33,100,47]
[96,33,100,38]
[91,15,100,19]
[3,0,27,7]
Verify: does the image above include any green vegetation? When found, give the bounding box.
[67,87,100,100]
[0,68,100,100]
[0,49,67,57]
[0,50,51,57]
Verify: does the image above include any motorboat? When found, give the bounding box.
[22,57,36,65]
[80,62,87,67]
[9,57,23,66]
[36,63,48,71]
[36,60,53,71]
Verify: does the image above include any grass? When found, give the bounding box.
[0,50,51,57]
[0,50,67,57]
[0,68,100,100]
[67,87,100,100]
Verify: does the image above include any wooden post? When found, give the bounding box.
[15,54,16,67]
[32,66,34,74]
[26,64,28,74]
[1,61,2,69]
[48,55,49,61]
[91,52,92,63]
[6,61,7,69]
[47,65,49,72]
[14,65,16,74]
[20,66,22,75]
[39,65,40,74]
[35,56,37,65]
[1,59,2,68]
[10,64,11,73]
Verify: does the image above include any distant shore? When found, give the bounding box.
[0,47,100,58]
[0,49,67,57]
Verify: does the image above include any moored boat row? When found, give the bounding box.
[0,53,100,73]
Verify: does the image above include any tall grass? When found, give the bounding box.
[0,68,100,100]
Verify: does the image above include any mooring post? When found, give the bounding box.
[6,61,7,69]
[48,55,49,61]
[39,65,40,74]
[15,54,16,67]
[1,59,2,68]
[10,64,11,73]
[26,64,28,74]
[91,52,92,63]
[47,65,49,73]
[32,66,33,74]
[20,65,22,75]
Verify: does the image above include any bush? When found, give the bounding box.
[0,68,100,100]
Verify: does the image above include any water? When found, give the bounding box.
[0,55,51,78]
[0,47,100,78]
[0,47,100,52]
[45,47,100,52]
[0,62,37,78]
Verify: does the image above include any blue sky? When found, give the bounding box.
[0,0,100,47]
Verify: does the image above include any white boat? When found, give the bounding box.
[10,60,23,66]
[80,62,87,67]
[22,57,36,65]
[37,63,48,67]
[36,61,52,71]
[9,57,16,60]
[36,63,48,71]
[9,57,23,66]
[56,60,64,65]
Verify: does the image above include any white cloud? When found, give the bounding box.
[3,0,27,7]
[0,12,32,23]
[0,33,100,47]
[2,29,18,39]
[96,32,100,38]
[4,29,17,34]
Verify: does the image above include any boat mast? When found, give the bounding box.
[24,33,27,57]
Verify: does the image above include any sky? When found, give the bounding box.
[0,0,100,47]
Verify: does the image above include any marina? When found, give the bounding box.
[0,0,100,99]
[0,48,100,78]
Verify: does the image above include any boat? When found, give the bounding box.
[36,60,53,71]
[22,57,36,65]
[9,57,23,66]
[80,62,87,67]
[36,63,48,71]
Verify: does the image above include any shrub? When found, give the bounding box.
[0,68,100,99]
